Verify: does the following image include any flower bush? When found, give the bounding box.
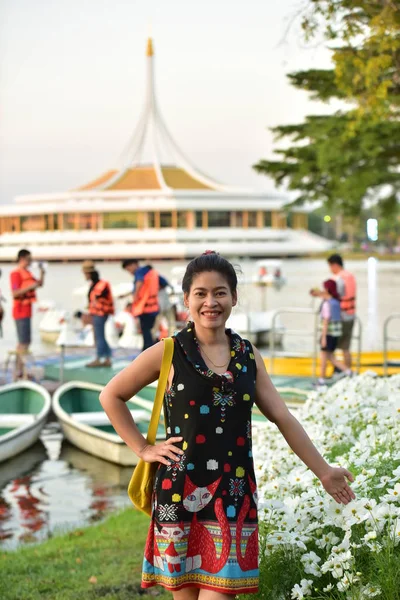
[245,373,400,600]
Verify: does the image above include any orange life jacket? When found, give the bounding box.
[339,270,356,315]
[132,268,160,317]
[13,268,37,305]
[89,280,114,316]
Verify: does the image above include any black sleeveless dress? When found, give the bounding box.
[141,322,259,595]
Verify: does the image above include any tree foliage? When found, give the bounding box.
[255,113,400,218]
[254,0,400,219]
[301,0,400,118]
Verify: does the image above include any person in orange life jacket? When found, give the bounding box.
[317,279,351,387]
[82,261,114,368]
[327,254,356,371]
[121,259,165,351]
[10,249,45,376]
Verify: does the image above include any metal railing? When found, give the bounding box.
[268,307,362,379]
[383,313,400,376]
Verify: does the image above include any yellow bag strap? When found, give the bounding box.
[146,337,174,444]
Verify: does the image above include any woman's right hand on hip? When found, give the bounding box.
[139,436,184,465]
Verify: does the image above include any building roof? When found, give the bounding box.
[76,165,214,192]
[73,39,235,194]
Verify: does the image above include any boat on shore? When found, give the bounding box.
[52,381,165,466]
[0,382,52,462]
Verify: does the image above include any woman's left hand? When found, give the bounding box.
[320,466,356,504]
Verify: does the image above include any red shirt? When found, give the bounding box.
[10,268,37,319]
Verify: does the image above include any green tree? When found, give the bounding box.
[254,1,400,220]
[301,0,400,118]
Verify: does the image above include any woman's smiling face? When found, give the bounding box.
[184,270,237,329]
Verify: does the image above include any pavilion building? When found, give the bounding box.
[0,39,330,261]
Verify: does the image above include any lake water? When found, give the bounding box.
[0,423,132,549]
[1,257,400,360]
[1,256,400,548]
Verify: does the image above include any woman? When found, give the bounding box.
[100,252,355,599]
[83,264,114,368]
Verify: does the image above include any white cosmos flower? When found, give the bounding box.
[375,475,391,489]
[360,584,382,598]
[291,579,313,599]
[337,573,352,591]
[316,531,341,549]
[365,540,382,553]
[382,482,400,503]
[364,530,377,542]
[391,465,400,480]
[342,499,372,527]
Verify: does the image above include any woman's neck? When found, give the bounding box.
[192,322,228,346]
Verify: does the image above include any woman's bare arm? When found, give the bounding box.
[99,341,182,465]
[253,347,355,503]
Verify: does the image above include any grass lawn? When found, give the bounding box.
[0,509,172,600]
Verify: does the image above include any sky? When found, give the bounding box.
[0,0,335,203]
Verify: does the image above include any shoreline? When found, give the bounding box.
[1,252,400,266]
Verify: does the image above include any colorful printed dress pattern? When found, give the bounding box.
[141,323,259,594]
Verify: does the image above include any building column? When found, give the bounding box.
[187,211,195,230]
[202,210,208,229]
[90,213,97,231]
[74,213,80,231]
[271,211,279,229]
[256,211,263,228]
[155,211,160,229]
[172,210,178,229]
[242,211,249,229]
[48,213,54,231]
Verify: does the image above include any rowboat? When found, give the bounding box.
[0,382,52,462]
[52,381,165,466]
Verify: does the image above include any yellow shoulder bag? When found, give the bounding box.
[127,336,174,516]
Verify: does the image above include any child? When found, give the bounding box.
[100,253,355,599]
[318,279,351,386]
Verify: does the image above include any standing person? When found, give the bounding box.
[82,261,114,367]
[121,259,160,351]
[317,279,350,386]
[100,251,355,599]
[10,249,44,376]
[327,254,357,372]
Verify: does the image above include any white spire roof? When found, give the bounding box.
[77,39,242,193]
